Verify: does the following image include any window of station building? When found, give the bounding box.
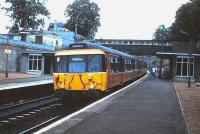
[29,54,42,71]
[124,41,128,44]
[108,40,112,44]
[176,56,194,77]
[35,36,43,44]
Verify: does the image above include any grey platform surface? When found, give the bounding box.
[0,75,52,91]
[43,76,188,134]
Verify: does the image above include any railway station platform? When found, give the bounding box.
[0,72,52,91]
[37,74,188,134]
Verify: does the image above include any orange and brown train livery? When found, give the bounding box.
[53,42,147,95]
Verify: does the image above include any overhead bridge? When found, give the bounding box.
[95,39,172,56]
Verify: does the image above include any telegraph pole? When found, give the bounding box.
[74,23,78,42]
[5,53,8,78]
[180,30,192,88]
[4,37,12,78]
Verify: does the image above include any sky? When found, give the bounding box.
[0,0,189,39]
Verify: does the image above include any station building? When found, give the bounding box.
[0,31,59,75]
[0,22,84,75]
[156,41,200,82]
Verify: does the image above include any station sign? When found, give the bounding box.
[3,45,13,54]
[5,49,12,54]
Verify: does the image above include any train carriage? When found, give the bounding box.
[53,42,147,94]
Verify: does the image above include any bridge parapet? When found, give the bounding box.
[95,39,172,47]
[100,44,172,56]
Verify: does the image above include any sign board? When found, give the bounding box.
[3,45,12,49]
[5,49,12,54]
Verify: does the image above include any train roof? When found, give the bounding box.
[59,42,135,59]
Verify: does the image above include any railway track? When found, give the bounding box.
[0,74,146,134]
[0,92,103,134]
[0,96,62,133]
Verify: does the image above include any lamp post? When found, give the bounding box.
[4,37,10,78]
[188,38,192,88]
[180,30,192,88]
[159,32,164,79]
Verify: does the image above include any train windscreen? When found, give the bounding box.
[54,54,104,73]
[68,55,86,73]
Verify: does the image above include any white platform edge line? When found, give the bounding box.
[173,82,191,134]
[35,72,149,134]
[0,80,53,90]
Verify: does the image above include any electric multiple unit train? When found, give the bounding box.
[53,42,147,94]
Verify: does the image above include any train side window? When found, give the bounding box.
[135,60,138,70]
[109,56,116,73]
[132,60,135,70]
[127,59,130,71]
[119,57,124,72]
[115,57,120,72]
[124,59,127,71]
[128,60,132,71]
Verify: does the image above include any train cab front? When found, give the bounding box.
[53,53,108,95]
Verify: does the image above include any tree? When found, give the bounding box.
[64,0,100,39]
[153,25,171,41]
[2,0,50,32]
[171,2,192,41]
[170,0,200,41]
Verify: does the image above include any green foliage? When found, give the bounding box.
[64,0,100,39]
[3,0,50,32]
[170,2,193,41]
[154,0,200,41]
[170,0,200,41]
[153,25,171,41]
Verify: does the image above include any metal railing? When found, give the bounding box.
[95,40,172,46]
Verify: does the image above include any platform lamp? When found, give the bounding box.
[180,30,192,88]
[5,37,9,78]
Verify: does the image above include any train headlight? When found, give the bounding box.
[90,83,94,89]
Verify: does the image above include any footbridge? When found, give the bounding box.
[95,39,172,56]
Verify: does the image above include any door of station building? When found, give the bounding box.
[44,56,52,74]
